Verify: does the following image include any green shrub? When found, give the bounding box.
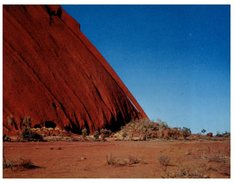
[216,131,230,137]
[182,127,191,139]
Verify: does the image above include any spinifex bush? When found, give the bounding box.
[106,153,141,166]
[19,159,37,169]
[3,157,40,170]
[158,155,170,167]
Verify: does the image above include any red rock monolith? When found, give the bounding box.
[3,5,148,135]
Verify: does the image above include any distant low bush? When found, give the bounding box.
[201,129,206,134]
[181,127,191,139]
[216,131,230,137]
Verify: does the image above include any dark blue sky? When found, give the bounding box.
[63,5,230,134]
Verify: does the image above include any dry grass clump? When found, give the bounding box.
[18,159,39,169]
[207,155,227,163]
[201,153,229,164]
[161,151,230,178]
[106,153,142,166]
[3,156,14,169]
[158,155,170,166]
[163,166,209,178]
[3,156,40,170]
[158,155,171,171]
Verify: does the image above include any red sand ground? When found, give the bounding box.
[3,139,230,178]
[3,5,147,135]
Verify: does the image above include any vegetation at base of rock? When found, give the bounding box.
[100,128,111,137]
[114,118,192,141]
[3,135,11,142]
[21,129,44,141]
[20,116,44,142]
[93,131,100,140]
[82,128,87,138]
[3,115,229,142]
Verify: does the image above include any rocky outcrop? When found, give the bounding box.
[3,5,148,135]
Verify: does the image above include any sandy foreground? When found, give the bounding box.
[3,139,230,178]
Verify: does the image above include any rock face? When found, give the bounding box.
[3,5,148,135]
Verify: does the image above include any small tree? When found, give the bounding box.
[182,127,191,140]
[201,129,206,134]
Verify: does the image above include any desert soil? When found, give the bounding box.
[3,139,230,178]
